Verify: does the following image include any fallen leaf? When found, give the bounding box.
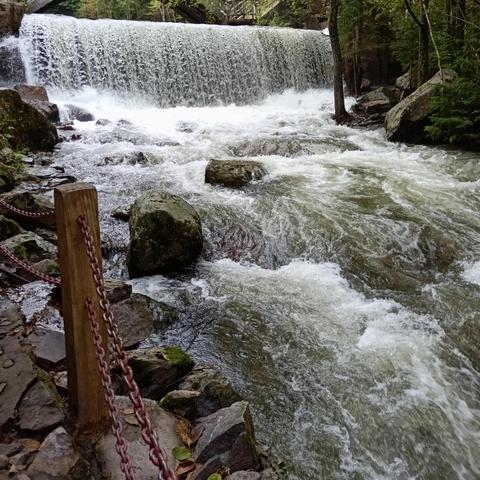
[207,474,222,480]
[190,426,204,446]
[124,414,139,426]
[172,445,192,462]
[122,407,134,415]
[176,418,193,447]
[176,459,196,476]
[20,438,41,452]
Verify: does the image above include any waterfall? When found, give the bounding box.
[19,14,332,107]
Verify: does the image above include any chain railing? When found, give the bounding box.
[78,214,177,480]
[0,188,176,480]
[0,198,55,219]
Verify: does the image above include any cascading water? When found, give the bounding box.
[19,14,332,106]
[14,13,480,480]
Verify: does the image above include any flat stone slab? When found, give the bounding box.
[29,327,66,369]
[28,426,88,479]
[0,298,23,335]
[0,335,36,429]
[97,396,179,479]
[17,380,64,433]
[105,277,132,304]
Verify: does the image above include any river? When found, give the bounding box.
[14,13,480,480]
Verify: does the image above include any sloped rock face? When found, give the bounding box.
[355,86,400,115]
[14,85,60,123]
[193,401,260,474]
[385,70,457,144]
[127,191,203,277]
[0,1,24,37]
[0,89,58,151]
[205,160,267,188]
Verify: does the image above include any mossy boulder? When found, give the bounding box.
[205,159,267,188]
[126,346,194,400]
[127,191,203,277]
[1,232,56,262]
[0,89,58,151]
[0,214,23,240]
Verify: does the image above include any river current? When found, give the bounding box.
[12,13,480,480]
[40,87,480,480]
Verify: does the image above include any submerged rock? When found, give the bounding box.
[14,84,60,123]
[0,43,26,86]
[127,191,203,277]
[98,151,148,166]
[205,159,267,188]
[0,89,58,151]
[65,104,94,122]
[126,346,194,400]
[418,226,456,272]
[385,70,457,144]
[229,138,304,157]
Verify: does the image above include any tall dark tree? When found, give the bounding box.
[329,0,350,123]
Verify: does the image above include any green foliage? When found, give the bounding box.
[426,80,480,146]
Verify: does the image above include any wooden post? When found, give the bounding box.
[55,183,109,435]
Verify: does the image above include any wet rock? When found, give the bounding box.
[229,472,261,480]
[177,366,242,418]
[1,232,56,263]
[0,43,26,86]
[111,293,155,348]
[0,89,58,151]
[205,160,267,188]
[127,346,194,400]
[0,298,23,335]
[65,104,94,122]
[0,335,36,429]
[194,401,259,473]
[13,85,60,123]
[29,327,65,369]
[28,427,90,479]
[0,215,24,240]
[17,380,64,433]
[418,226,456,272]
[95,118,111,126]
[355,87,400,115]
[1,192,55,228]
[347,254,420,292]
[127,191,203,277]
[385,70,457,144]
[97,396,178,477]
[105,277,132,304]
[159,389,201,417]
[0,442,22,457]
[0,1,24,37]
[98,151,148,166]
[111,205,131,222]
[32,259,60,277]
[229,138,303,157]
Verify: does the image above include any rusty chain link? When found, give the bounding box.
[0,198,55,219]
[85,297,136,480]
[0,243,61,286]
[78,214,177,480]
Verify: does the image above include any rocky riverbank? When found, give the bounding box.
[0,82,281,479]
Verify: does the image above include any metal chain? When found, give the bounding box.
[0,198,55,219]
[0,243,61,286]
[85,297,136,480]
[77,214,177,480]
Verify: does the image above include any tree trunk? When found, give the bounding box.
[329,0,349,123]
[418,0,430,85]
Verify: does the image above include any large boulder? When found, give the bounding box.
[127,191,203,277]
[14,84,60,123]
[355,86,400,115]
[0,89,58,151]
[385,70,457,144]
[205,160,267,188]
[192,401,260,474]
[0,1,24,37]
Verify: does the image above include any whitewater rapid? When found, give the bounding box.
[37,87,480,480]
